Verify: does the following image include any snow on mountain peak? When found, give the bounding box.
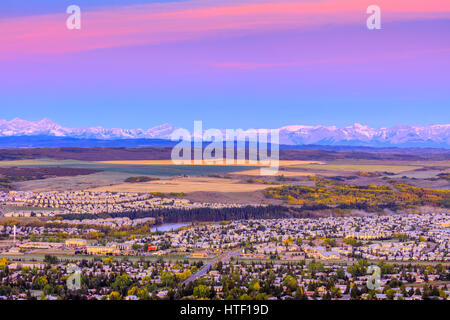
[0,118,448,147]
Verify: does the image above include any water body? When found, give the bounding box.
[150,223,189,232]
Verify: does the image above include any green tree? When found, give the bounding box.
[283,275,298,291]
[193,285,211,299]
[108,291,122,300]
[34,276,48,290]
[385,289,396,300]
[0,258,9,270]
[161,271,175,287]
[248,279,260,293]
[112,273,131,294]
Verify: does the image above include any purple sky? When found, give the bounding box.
[0,0,449,129]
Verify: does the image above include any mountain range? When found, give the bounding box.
[0,118,449,148]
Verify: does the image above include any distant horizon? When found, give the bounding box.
[1,117,449,131]
[0,117,448,148]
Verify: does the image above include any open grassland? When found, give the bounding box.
[392,170,450,179]
[0,166,99,191]
[89,176,278,193]
[0,159,90,167]
[2,158,446,175]
[228,159,443,177]
[97,160,320,166]
[230,169,316,177]
[0,159,258,176]
[327,160,450,167]
[12,171,132,192]
[3,158,449,197]
[287,163,423,173]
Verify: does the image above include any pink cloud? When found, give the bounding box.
[0,0,449,60]
[211,47,450,70]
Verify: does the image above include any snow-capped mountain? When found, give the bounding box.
[278,123,450,147]
[0,118,177,140]
[0,118,449,147]
[0,118,70,137]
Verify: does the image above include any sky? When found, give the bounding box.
[0,0,449,130]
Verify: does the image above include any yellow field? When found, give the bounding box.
[96,160,321,166]
[230,169,315,177]
[89,177,278,193]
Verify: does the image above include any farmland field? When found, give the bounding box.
[230,169,315,177]
[2,157,449,197]
[286,163,423,173]
[98,160,320,166]
[0,159,258,177]
[89,176,278,193]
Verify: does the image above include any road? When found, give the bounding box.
[183,248,241,285]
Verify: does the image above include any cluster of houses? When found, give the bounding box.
[1,257,449,300]
[49,217,157,229]
[0,190,243,215]
[135,214,450,262]
[0,213,449,300]
[201,261,450,300]
[1,212,449,262]
[0,224,84,240]
[1,210,63,218]
[0,259,195,300]
[0,237,137,256]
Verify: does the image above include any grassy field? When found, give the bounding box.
[98,160,320,166]
[324,160,450,167]
[3,158,448,196]
[12,171,131,192]
[0,158,258,176]
[0,158,267,192]
[230,169,314,177]
[286,163,423,173]
[0,159,90,167]
[89,176,278,193]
